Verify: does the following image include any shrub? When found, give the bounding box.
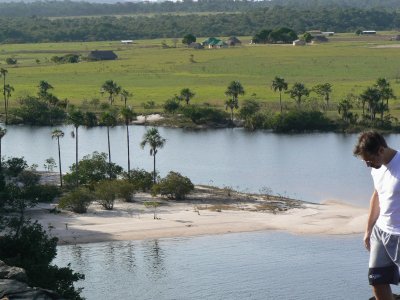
[94,180,119,210]
[63,152,123,187]
[28,185,61,203]
[5,157,28,177]
[5,57,17,65]
[163,97,181,114]
[123,169,154,192]
[152,171,194,200]
[271,110,336,132]
[58,187,93,213]
[116,180,137,202]
[181,105,229,124]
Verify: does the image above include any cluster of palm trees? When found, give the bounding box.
[1,68,14,125]
[100,80,131,108]
[47,121,165,187]
[271,76,333,112]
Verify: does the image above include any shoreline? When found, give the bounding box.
[28,186,368,245]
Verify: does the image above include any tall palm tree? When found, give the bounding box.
[271,76,288,113]
[101,80,121,105]
[375,78,395,119]
[225,81,245,122]
[120,107,136,175]
[288,82,309,108]
[140,127,166,183]
[180,88,195,105]
[68,109,85,186]
[312,83,332,110]
[120,89,132,108]
[1,68,8,124]
[51,129,64,187]
[360,87,381,121]
[100,110,118,169]
[0,126,6,170]
[3,84,14,125]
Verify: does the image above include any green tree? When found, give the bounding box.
[140,128,166,183]
[37,80,53,98]
[288,82,309,108]
[120,89,132,108]
[100,110,118,177]
[271,76,288,113]
[163,97,181,114]
[182,33,196,45]
[101,80,121,105]
[0,126,6,170]
[337,95,355,123]
[180,88,195,105]
[68,109,85,186]
[95,180,120,210]
[375,78,395,119]
[120,107,136,175]
[225,80,245,122]
[51,129,64,187]
[43,157,56,172]
[312,83,333,110]
[63,152,123,187]
[302,32,313,42]
[59,187,93,213]
[360,87,382,121]
[152,171,194,200]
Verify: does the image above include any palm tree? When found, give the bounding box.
[120,89,132,108]
[225,81,245,122]
[51,129,64,187]
[68,109,85,186]
[38,80,53,98]
[120,107,136,175]
[1,68,8,124]
[360,87,381,121]
[288,82,309,108]
[312,83,332,110]
[180,88,195,105]
[140,128,166,183]
[3,84,14,125]
[100,110,118,171]
[375,78,395,119]
[101,80,121,105]
[271,76,288,113]
[0,126,6,170]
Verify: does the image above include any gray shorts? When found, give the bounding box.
[369,225,400,285]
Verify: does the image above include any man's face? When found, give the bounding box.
[361,148,384,169]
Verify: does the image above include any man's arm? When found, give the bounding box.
[364,189,379,251]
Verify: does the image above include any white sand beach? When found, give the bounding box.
[27,186,368,245]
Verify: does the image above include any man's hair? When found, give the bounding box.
[353,131,388,156]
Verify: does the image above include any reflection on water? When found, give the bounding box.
[54,232,400,299]
[5,125,400,204]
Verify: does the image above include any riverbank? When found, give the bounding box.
[27,186,368,245]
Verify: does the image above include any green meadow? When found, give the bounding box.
[1,33,400,112]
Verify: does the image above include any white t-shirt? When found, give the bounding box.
[372,151,400,234]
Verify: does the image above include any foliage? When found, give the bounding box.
[152,171,194,200]
[58,187,93,213]
[179,88,195,105]
[271,110,336,132]
[63,151,123,187]
[182,33,196,45]
[115,180,137,202]
[287,83,309,107]
[141,128,166,183]
[13,96,67,125]
[51,54,80,64]
[163,97,181,114]
[123,168,154,192]
[4,157,28,177]
[94,180,120,210]
[143,201,160,219]
[44,157,57,172]
[181,105,229,125]
[239,99,261,119]
[252,27,298,44]
[5,57,17,65]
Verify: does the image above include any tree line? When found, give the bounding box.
[0,0,399,18]
[1,6,400,43]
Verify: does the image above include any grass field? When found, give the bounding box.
[1,32,400,112]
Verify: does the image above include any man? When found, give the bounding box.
[354,131,400,300]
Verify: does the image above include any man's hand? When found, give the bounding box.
[364,231,371,251]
